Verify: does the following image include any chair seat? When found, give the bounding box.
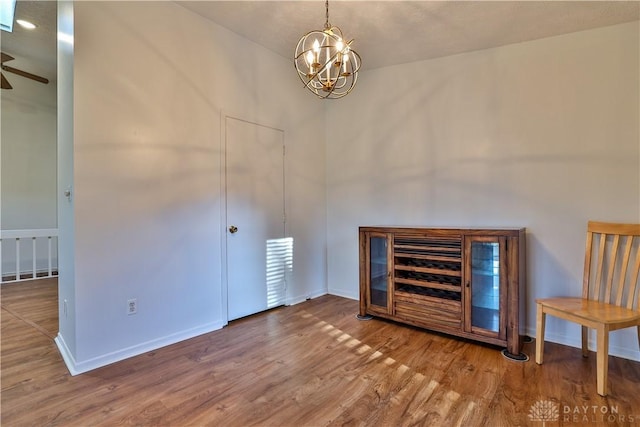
[537,297,640,325]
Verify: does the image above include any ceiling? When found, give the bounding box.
[180,1,640,70]
[1,0,56,88]
[1,1,639,89]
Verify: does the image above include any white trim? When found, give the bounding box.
[286,289,328,306]
[1,268,58,284]
[55,321,225,376]
[219,110,228,327]
[525,326,640,362]
[54,333,80,376]
[0,229,58,238]
[328,288,358,301]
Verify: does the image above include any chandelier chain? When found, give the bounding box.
[325,0,330,29]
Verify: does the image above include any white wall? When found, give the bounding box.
[326,22,640,360]
[0,89,56,228]
[57,1,326,373]
[0,51,57,276]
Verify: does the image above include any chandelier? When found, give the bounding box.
[294,0,361,99]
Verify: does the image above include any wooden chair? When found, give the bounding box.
[535,221,640,396]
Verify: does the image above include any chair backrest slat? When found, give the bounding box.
[592,231,607,300]
[629,241,640,310]
[615,236,633,306]
[582,230,594,299]
[585,221,640,309]
[603,234,619,303]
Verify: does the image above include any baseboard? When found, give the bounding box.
[287,289,328,306]
[54,333,80,376]
[524,326,640,362]
[55,321,225,376]
[327,287,358,301]
[2,270,59,283]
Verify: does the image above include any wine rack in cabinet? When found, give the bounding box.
[359,226,527,361]
[394,235,463,330]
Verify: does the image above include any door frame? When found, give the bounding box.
[220,111,286,324]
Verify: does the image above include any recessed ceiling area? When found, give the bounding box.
[1,0,56,104]
[1,0,56,83]
[179,1,640,71]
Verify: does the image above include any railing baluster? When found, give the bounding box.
[48,236,53,277]
[0,229,58,283]
[16,238,21,281]
[0,228,58,283]
[32,237,37,279]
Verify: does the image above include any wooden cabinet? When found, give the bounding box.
[359,226,526,360]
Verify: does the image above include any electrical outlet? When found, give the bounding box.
[127,298,137,315]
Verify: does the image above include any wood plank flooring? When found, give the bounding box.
[2,279,639,426]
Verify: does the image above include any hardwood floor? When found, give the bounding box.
[2,279,639,426]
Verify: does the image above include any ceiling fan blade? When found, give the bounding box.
[1,73,12,90]
[1,52,15,64]
[1,65,48,84]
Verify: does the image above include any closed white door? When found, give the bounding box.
[225,116,286,321]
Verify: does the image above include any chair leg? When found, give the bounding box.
[581,326,589,357]
[596,325,609,396]
[637,326,640,351]
[535,303,545,364]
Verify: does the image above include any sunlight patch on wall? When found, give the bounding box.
[266,237,293,308]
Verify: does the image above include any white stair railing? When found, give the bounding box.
[0,229,58,283]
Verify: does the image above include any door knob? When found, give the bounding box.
[229,225,238,234]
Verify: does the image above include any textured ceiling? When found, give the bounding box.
[180,1,640,71]
[1,1,639,89]
[1,1,56,79]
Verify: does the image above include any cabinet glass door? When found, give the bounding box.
[369,236,389,309]
[468,238,505,335]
